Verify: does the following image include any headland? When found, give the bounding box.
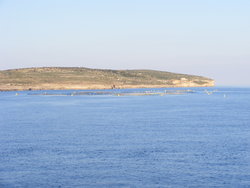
[0,67,214,91]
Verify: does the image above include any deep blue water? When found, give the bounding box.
[0,87,250,188]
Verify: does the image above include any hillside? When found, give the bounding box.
[0,67,214,91]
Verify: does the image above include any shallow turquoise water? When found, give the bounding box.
[0,87,250,187]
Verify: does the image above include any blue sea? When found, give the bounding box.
[0,87,250,188]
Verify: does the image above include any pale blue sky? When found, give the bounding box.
[0,0,249,86]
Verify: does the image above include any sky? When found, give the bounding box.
[0,0,249,86]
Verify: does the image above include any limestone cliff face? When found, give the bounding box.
[0,67,214,91]
[170,78,214,87]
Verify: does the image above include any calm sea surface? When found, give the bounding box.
[0,87,250,188]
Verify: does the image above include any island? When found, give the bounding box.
[0,67,214,91]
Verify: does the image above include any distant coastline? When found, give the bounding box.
[0,67,214,91]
